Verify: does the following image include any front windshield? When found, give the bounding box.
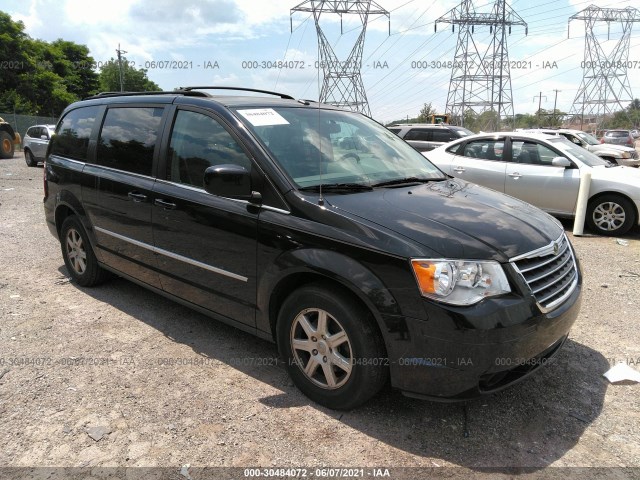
[575,131,600,145]
[549,137,609,167]
[235,107,445,188]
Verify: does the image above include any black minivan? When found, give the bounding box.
[44,87,582,409]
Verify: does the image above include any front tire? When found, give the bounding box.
[25,149,37,167]
[277,283,388,410]
[586,195,636,236]
[60,216,109,287]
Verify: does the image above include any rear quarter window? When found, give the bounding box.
[50,106,101,161]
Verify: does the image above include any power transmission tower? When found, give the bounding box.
[435,0,527,131]
[291,1,390,117]
[568,6,640,129]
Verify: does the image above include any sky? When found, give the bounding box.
[3,0,640,124]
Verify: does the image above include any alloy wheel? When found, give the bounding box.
[290,308,353,389]
[592,201,626,232]
[65,228,87,275]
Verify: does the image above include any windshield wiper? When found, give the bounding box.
[372,177,443,188]
[299,183,373,192]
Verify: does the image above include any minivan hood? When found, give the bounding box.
[325,179,563,261]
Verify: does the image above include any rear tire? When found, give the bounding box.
[25,150,37,167]
[277,283,388,410]
[60,216,109,287]
[0,131,14,159]
[586,194,636,236]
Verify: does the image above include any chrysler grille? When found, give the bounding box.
[511,235,578,311]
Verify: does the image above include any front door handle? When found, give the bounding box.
[453,166,465,173]
[154,199,177,210]
[128,191,147,202]
[508,172,522,179]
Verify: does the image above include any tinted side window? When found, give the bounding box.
[404,129,431,141]
[167,110,252,188]
[97,107,163,176]
[431,130,453,142]
[50,106,100,161]
[26,127,37,138]
[388,128,401,135]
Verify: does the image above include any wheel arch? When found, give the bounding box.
[53,192,92,238]
[260,249,402,348]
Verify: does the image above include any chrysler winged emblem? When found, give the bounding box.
[553,242,559,255]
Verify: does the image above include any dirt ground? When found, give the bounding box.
[1,152,639,479]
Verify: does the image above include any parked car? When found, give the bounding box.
[387,123,474,152]
[44,88,581,409]
[425,132,640,236]
[525,128,639,167]
[601,129,635,147]
[23,124,56,166]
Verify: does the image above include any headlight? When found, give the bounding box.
[410,259,511,306]
[621,152,631,159]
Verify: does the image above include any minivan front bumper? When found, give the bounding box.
[382,275,582,401]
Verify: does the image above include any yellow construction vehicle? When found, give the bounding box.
[429,114,450,124]
[0,117,21,159]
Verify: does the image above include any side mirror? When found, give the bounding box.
[204,164,254,200]
[551,157,571,168]
[41,135,49,140]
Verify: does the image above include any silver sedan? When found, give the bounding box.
[424,132,640,236]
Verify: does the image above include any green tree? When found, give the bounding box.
[0,12,29,91]
[416,102,435,123]
[98,57,160,92]
[0,11,99,116]
[49,39,99,98]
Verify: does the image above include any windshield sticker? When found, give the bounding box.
[238,109,290,126]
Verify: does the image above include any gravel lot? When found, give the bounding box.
[1,152,639,479]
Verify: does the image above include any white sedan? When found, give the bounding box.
[423,132,640,236]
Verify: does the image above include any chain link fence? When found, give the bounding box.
[0,113,59,151]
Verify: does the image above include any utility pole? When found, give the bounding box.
[533,92,547,127]
[552,89,561,126]
[436,0,527,131]
[116,44,127,92]
[569,6,640,130]
[290,1,390,118]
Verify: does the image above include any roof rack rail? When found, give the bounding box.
[83,90,210,100]
[175,86,295,100]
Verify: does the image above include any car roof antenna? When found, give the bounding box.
[316,54,325,207]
